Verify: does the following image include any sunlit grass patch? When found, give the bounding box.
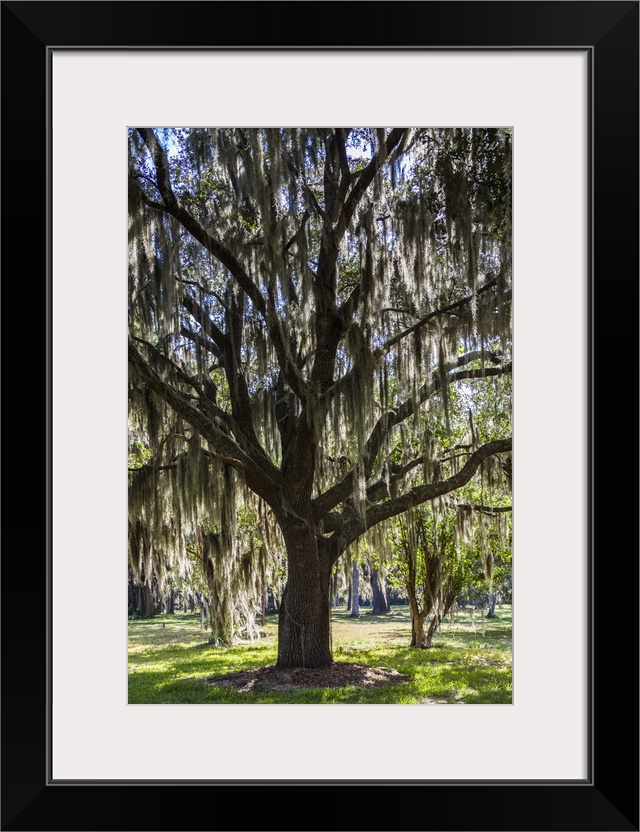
[128,606,512,705]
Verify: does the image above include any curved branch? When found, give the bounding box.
[313,363,512,520]
[312,410,396,521]
[130,336,200,391]
[374,279,501,359]
[181,294,227,353]
[325,282,508,409]
[129,339,282,507]
[180,327,222,359]
[456,503,512,515]
[332,438,512,556]
[136,128,267,313]
[338,129,411,234]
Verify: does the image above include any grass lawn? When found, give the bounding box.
[128,604,512,704]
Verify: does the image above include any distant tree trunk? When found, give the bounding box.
[200,598,210,630]
[346,579,352,611]
[128,581,137,614]
[371,568,391,615]
[141,584,155,619]
[487,591,498,618]
[164,589,174,614]
[350,562,360,618]
[330,570,339,607]
[266,590,279,613]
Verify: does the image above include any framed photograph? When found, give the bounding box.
[2,2,637,830]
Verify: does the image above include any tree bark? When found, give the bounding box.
[424,614,441,648]
[410,609,427,647]
[277,524,333,668]
[407,580,429,647]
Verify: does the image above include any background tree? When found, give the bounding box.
[389,492,511,648]
[455,500,512,617]
[350,559,361,618]
[389,505,462,648]
[367,549,392,615]
[128,127,512,668]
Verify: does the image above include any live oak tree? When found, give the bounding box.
[128,127,512,668]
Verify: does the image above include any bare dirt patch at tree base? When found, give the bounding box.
[205,662,409,692]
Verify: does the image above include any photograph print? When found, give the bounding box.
[127,127,513,703]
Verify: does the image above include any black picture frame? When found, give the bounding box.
[2,2,638,830]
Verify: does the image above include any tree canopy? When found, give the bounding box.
[128,127,512,667]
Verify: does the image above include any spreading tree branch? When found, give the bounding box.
[136,128,310,405]
[180,327,222,359]
[326,281,506,408]
[136,128,267,315]
[376,279,502,358]
[128,339,282,507]
[456,503,512,515]
[338,129,411,234]
[331,438,512,558]
[313,362,512,520]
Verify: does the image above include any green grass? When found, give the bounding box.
[128,605,512,704]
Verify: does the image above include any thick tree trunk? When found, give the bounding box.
[277,524,333,668]
[487,591,498,618]
[371,568,391,615]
